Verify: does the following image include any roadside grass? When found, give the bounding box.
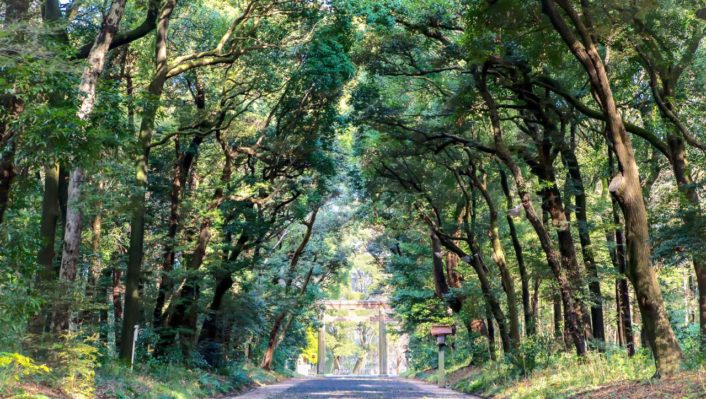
[2,354,292,399]
[459,349,656,398]
[410,347,705,398]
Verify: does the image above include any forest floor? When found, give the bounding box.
[570,372,706,399]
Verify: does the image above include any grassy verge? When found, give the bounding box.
[409,348,706,399]
[2,355,294,399]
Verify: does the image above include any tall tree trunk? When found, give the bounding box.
[528,156,592,339]
[561,143,605,342]
[120,0,178,362]
[196,231,249,365]
[352,353,366,374]
[105,270,117,357]
[635,33,706,337]
[261,312,288,370]
[499,169,534,336]
[445,251,462,289]
[435,221,513,354]
[54,0,128,333]
[39,0,70,275]
[542,0,682,375]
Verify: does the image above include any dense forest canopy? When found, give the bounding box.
[1,0,706,398]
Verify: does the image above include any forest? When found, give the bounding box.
[0,0,705,398]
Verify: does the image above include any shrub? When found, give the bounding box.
[51,334,100,399]
[0,352,51,394]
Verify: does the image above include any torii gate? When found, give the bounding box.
[317,300,394,375]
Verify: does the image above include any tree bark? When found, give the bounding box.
[261,312,288,370]
[157,133,238,360]
[640,47,706,347]
[666,137,706,347]
[0,129,17,225]
[435,223,513,354]
[154,136,219,357]
[519,131,592,340]
[74,0,159,59]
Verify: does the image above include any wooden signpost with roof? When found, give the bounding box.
[431,325,455,387]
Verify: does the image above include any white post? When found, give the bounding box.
[130,324,139,370]
[317,322,326,374]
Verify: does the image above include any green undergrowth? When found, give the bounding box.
[2,354,293,399]
[412,348,662,399]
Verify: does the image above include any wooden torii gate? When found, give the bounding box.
[317,300,394,375]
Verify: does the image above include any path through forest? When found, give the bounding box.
[231,376,479,399]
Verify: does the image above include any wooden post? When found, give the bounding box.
[438,342,445,387]
[317,322,325,374]
[378,307,387,375]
